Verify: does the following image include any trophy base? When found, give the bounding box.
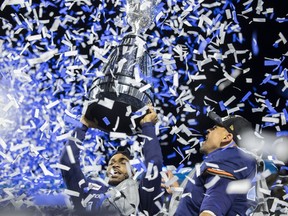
[84,92,145,135]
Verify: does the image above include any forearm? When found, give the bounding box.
[141,122,162,166]
[139,122,163,214]
[60,124,88,165]
[60,124,89,209]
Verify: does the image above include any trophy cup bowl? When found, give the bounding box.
[85,34,154,135]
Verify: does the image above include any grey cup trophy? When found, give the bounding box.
[84,0,158,135]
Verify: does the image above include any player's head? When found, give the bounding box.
[201,111,252,154]
[107,146,133,186]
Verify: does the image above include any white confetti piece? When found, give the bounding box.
[82,193,95,207]
[125,105,132,117]
[98,98,114,109]
[56,131,73,141]
[226,179,251,194]
[64,189,80,197]
[204,96,218,104]
[10,142,30,151]
[224,96,236,107]
[39,121,49,132]
[181,193,192,198]
[64,109,78,119]
[112,116,120,132]
[278,32,287,44]
[141,186,155,192]
[39,162,54,176]
[117,58,127,73]
[1,0,24,10]
[189,74,207,80]
[262,117,280,124]
[227,106,240,115]
[109,132,127,139]
[27,49,58,65]
[204,175,220,189]
[258,187,271,196]
[66,145,76,164]
[50,163,70,171]
[252,18,266,22]
[64,50,78,57]
[0,137,7,149]
[139,83,151,92]
[195,163,201,177]
[205,162,219,169]
[46,100,60,109]
[145,162,159,181]
[234,167,248,173]
[26,34,42,41]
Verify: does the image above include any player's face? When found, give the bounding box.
[107,153,130,186]
[200,125,229,154]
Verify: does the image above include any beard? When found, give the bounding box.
[108,173,129,186]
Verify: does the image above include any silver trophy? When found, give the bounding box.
[85,0,158,135]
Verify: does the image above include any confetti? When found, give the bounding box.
[204,175,220,189]
[0,0,287,214]
[226,179,251,194]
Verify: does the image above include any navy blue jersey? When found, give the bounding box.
[175,146,257,216]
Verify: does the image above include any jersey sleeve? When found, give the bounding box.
[138,122,163,215]
[200,174,236,215]
[60,124,90,210]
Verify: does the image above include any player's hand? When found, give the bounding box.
[80,115,98,128]
[161,170,180,194]
[140,105,158,125]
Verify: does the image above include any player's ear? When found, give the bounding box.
[225,133,233,142]
[224,133,233,142]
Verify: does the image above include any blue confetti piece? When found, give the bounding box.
[172,135,177,143]
[219,101,226,111]
[246,184,256,201]
[261,74,272,84]
[282,68,287,79]
[64,115,82,127]
[280,166,288,171]
[267,80,278,86]
[241,91,252,102]
[273,42,279,48]
[198,39,208,54]
[102,117,110,125]
[262,91,268,96]
[283,186,288,198]
[187,119,198,126]
[264,60,280,66]
[265,99,277,114]
[252,31,259,56]
[276,131,288,137]
[167,152,176,159]
[168,99,177,106]
[176,163,185,172]
[283,108,288,122]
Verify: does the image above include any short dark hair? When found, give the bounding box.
[111,146,133,160]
